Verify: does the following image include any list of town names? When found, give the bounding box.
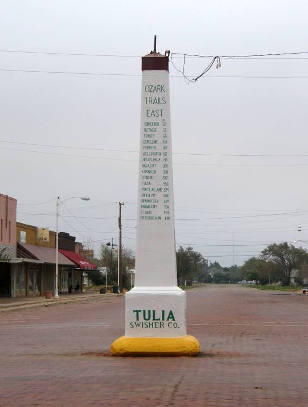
[140,82,171,222]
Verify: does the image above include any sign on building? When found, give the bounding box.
[37,228,49,242]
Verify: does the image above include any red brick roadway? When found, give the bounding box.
[0,285,308,407]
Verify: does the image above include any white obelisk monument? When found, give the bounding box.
[111,38,199,356]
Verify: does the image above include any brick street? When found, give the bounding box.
[0,285,308,407]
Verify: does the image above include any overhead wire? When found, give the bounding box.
[1,48,308,82]
[5,145,308,167]
[4,140,308,158]
[60,200,96,235]
[2,47,308,59]
[0,49,140,58]
[171,50,308,58]
[59,215,86,241]
[170,50,308,81]
[1,67,308,80]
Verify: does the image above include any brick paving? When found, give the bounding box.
[0,285,307,406]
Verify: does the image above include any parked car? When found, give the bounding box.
[302,285,308,295]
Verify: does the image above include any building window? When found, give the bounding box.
[9,221,11,243]
[0,219,3,242]
[20,231,26,244]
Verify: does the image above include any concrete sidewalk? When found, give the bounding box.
[0,292,120,312]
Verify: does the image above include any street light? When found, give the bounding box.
[55,196,90,298]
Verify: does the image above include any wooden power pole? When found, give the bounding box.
[118,202,124,292]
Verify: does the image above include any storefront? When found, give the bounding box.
[8,259,44,297]
[59,249,97,292]
[18,243,75,296]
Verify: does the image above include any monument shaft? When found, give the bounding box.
[111,44,199,355]
[125,52,186,338]
[136,65,176,288]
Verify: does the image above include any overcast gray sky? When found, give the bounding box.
[1,0,308,266]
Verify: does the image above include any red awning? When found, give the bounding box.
[59,250,97,270]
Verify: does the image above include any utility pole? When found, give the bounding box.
[118,202,124,292]
[110,237,114,273]
[55,195,89,298]
[106,238,117,285]
[55,196,60,298]
[232,231,235,266]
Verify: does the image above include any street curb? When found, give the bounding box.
[0,293,123,313]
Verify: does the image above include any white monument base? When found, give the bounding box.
[111,287,200,356]
[125,287,186,337]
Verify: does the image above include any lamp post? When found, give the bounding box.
[55,196,90,298]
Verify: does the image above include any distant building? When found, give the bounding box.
[14,222,76,296]
[75,242,83,256]
[0,194,17,258]
[58,232,97,291]
[16,222,56,248]
[0,194,17,296]
[58,232,75,252]
[71,241,97,287]
[80,249,94,262]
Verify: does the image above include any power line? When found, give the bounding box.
[170,50,308,81]
[2,47,308,59]
[1,67,308,79]
[200,211,307,220]
[0,140,137,153]
[171,50,308,58]
[16,196,308,215]
[17,211,199,221]
[6,146,308,167]
[60,201,94,235]
[170,54,221,83]
[0,68,141,77]
[4,139,308,158]
[59,215,85,239]
[0,147,136,162]
[18,211,116,219]
[0,49,140,58]
[17,198,55,206]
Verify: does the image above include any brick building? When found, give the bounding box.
[0,194,17,296]
[0,193,98,297]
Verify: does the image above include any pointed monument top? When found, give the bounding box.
[142,35,169,71]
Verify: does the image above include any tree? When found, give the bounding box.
[209,265,242,284]
[87,269,105,285]
[99,244,135,289]
[208,261,223,274]
[261,243,307,285]
[176,246,209,285]
[223,265,243,283]
[122,248,135,289]
[241,256,279,285]
[176,246,193,284]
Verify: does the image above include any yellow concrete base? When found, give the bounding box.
[110,335,200,356]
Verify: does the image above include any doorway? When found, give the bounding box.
[0,263,11,296]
